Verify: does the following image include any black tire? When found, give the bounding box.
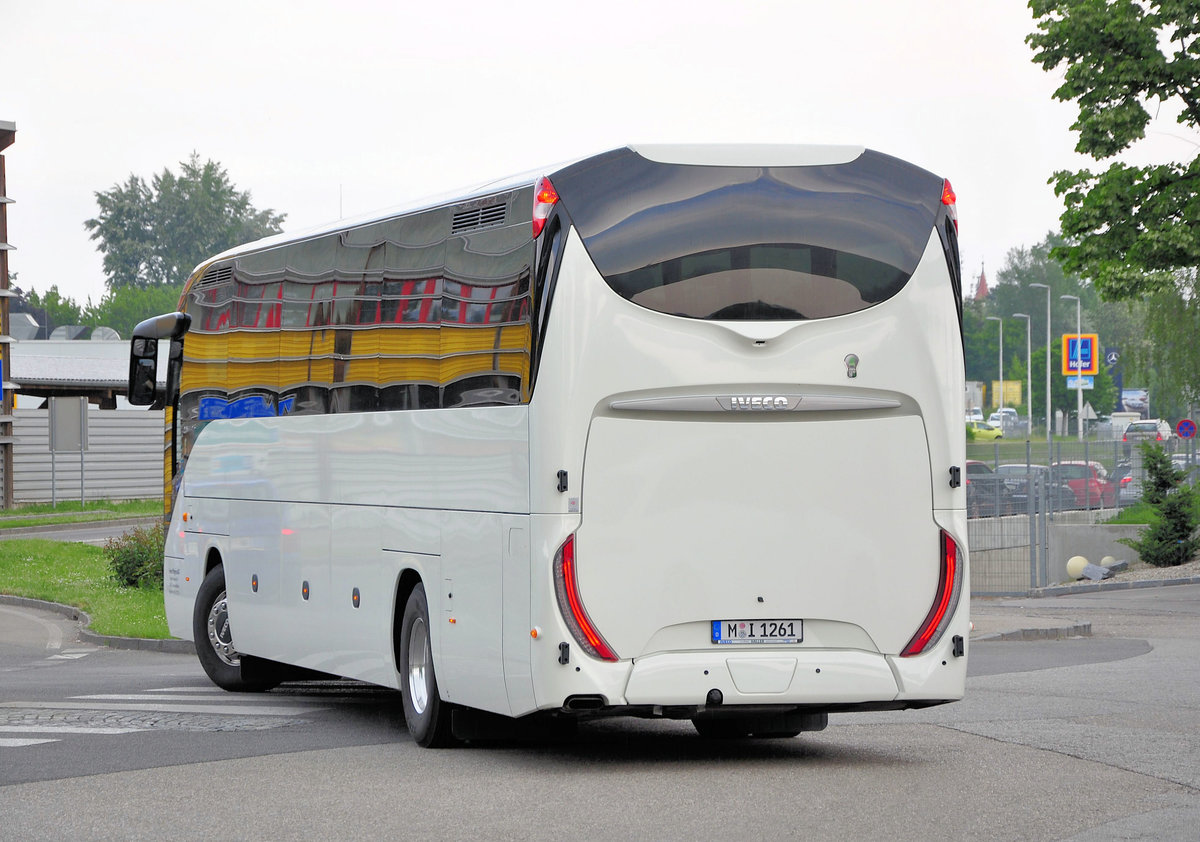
[399,583,455,747]
[192,564,278,692]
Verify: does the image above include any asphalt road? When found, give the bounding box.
[0,517,159,547]
[0,587,1198,840]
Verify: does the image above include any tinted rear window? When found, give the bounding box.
[551,148,944,321]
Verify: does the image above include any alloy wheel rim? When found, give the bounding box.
[407,616,430,715]
[207,590,240,667]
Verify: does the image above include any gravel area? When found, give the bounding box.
[1052,556,1200,589]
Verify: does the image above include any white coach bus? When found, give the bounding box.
[128,144,968,746]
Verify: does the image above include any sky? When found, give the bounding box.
[1,0,1191,308]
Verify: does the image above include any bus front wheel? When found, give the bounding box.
[192,564,278,692]
[399,583,456,747]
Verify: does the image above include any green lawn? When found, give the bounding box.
[0,537,170,639]
[0,498,162,530]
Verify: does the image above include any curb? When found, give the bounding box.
[0,593,195,655]
[1032,575,1200,598]
[973,622,1093,642]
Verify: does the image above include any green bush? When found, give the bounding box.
[1121,443,1200,567]
[104,523,166,588]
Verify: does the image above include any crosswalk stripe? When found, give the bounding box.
[0,725,145,735]
[72,693,329,705]
[0,701,324,717]
[0,738,59,747]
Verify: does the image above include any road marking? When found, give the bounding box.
[47,653,89,661]
[0,725,145,735]
[0,701,326,716]
[0,737,58,747]
[73,693,330,705]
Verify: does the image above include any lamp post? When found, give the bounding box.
[1061,294,1083,441]
[986,316,1003,416]
[1029,283,1052,440]
[1014,313,1031,439]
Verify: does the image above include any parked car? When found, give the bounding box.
[1122,419,1173,455]
[1171,455,1200,484]
[988,407,1019,427]
[1051,461,1117,508]
[965,460,1015,517]
[967,420,1003,441]
[995,464,1077,511]
[966,407,984,423]
[1110,463,1143,507]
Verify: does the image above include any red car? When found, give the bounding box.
[1051,461,1117,508]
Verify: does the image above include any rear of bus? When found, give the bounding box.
[526,145,965,731]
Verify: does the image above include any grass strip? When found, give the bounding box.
[0,538,170,639]
[0,499,162,530]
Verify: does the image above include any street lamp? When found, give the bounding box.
[1061,294,1083,441]
[986,316,1003,415]
[1029,283,1052,440]
[1013,313,1031,438]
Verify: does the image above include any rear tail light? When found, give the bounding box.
[552,535,618,661]
[532,176,559,238]
[941,179,958,232]
[901,530,963,657]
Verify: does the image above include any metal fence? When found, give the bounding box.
[966,436,1199,595]
[0,408,165,504]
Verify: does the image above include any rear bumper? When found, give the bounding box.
[624,650,897,707]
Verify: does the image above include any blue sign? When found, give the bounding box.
[1066,375,1094,390]
[1178,419,1197,439]
[199,395,295,420]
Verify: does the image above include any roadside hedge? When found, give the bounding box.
[104,523,166,588]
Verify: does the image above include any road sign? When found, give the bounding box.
[1062,334,1100,376]
[1179,419,1197,439]
[1066,375,1094,390]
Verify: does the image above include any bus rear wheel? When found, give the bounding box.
[192,564,278,692]
[399,583,455,747]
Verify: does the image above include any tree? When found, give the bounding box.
[1027,1,1200,300]
[85,154,285,290]
[1121,442,1200,567]
[1136,272,1200,416]
[25,285,85,335]
[88,284,186,340]
[965,232,1126,425]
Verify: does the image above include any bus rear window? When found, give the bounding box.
[551,147,944,321]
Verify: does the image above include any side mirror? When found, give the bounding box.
[128,337,159,406]
[127,312,192,406]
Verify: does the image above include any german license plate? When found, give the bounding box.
[711,619,802,645]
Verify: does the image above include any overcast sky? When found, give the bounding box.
[1,1,1189,309]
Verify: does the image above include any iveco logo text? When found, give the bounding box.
[728,396,791,410]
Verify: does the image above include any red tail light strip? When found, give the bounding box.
[900,530,963,657]
[552,535,618,661]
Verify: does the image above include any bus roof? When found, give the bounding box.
[184,144,879,286]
